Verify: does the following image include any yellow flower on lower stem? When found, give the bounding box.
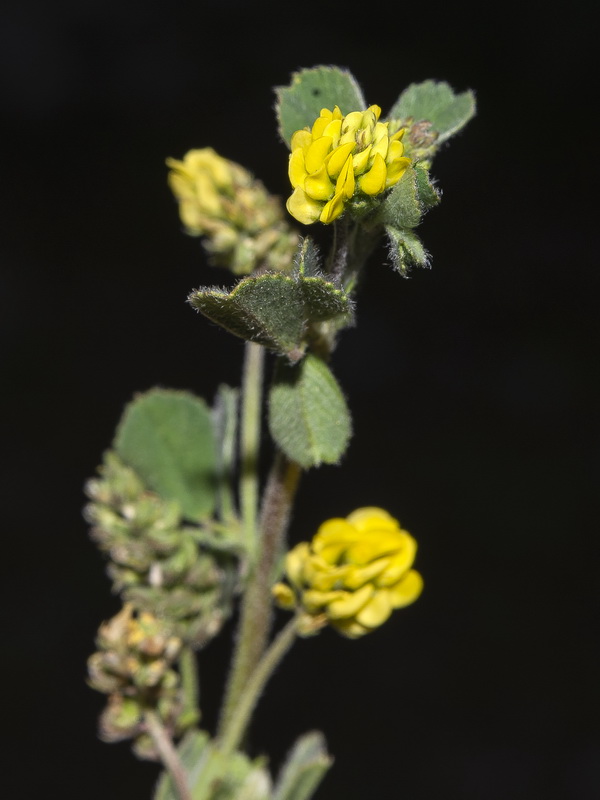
[286,105,411,225]
[272,507,423,638]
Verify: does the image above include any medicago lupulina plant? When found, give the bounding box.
[84,66,475,799]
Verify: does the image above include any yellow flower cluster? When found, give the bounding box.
[167,148,298,274]
[286,106,411,225]
[273,507,422,638]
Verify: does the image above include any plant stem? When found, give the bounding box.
[330,217,350,284]
[218,616,299,756]
[144,710,192,800]
[240,341,264,554]
[179,645,199,724]
[217,453,301,739]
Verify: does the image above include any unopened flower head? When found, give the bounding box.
[167,147,299,274]
[286,106,411,225]
[273,507,423,638]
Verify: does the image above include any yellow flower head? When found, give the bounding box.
[286,106,411,225]
[167,148,299,274]
[273,507,423,638]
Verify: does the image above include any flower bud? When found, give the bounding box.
[167,148,299,274]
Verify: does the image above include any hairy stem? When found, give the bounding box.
[179,646,199,724]
[218,616,299,756]
[144,710,192,800]
[240,341,264,554]
[218,453,301,739]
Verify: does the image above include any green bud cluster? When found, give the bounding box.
[87,605,188,760]
[84,452,241,649]
[389,118,440,167]
[167,148,300,275]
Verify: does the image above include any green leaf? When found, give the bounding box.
[371,166,422,230]
[189,241,352,361]
[273,732,332,800]
[114,389,217,522]
[269,354,352,468]
[414,163,440,211]
[385,226,429,277]
[276,66,366,147]
[387,80,476,145]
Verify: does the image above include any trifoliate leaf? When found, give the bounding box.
[276,66,366,147]
[387,80,476,145]
[385,226,429,277]
[189,242,351,361]
[114,389,217,522]
[269,355,352,468]
[273,731,332,800]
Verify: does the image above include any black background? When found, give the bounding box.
[2,1,598,798]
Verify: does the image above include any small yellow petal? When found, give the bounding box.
[335,155,355,199]
[331,618,369,638]
[367,104,382,120]
[285,542,311,586]
[385,157,411,188]
[359,153,387,195]
[351,145,372,175]
[272,583,296,610]
[311,113,331,139]
[387,139,405,161]
[319,192,345,224]
[355,589,393,628]
[302,588,344,614]
[304,164,335,201]
[291,129,312,152]
[371,132,389,160]
[375,535,417,585]
[325,141,356,177]
[192,173,223,215]
[346,507,397,531]
[288,148,307,189]
[286,188,322,225]
[327,583,373,620]
[305,136,333,173]
[331,105,343,120]
[389,570,424,608]
[343,558,390,590]
[313,518,358,550]
[323,118,342,142]
[390,127,406,142]
[342,111,363,132]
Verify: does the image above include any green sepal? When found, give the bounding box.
[387,80,476,147]
[385,226,429,277]
[189,239,352,362]
[275,65,366,147]
[269,354,352,468]
[273,731,333,800]
[114,389,217,522]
